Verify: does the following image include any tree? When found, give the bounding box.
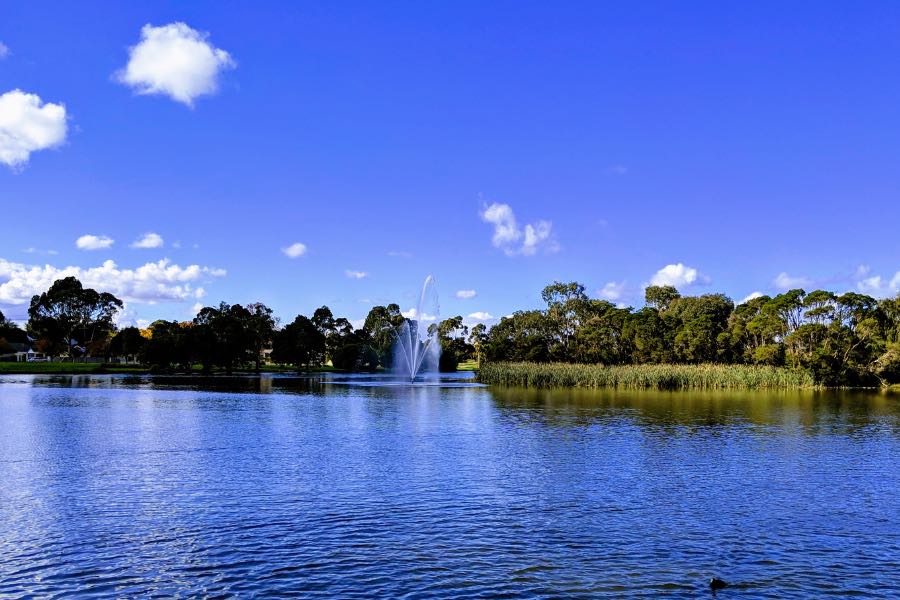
[108,326,146,362]
[271,315,323,370]
[483,310,553,362]
[542,281,589,360]
[668,294,733,363]
[246,302,277,371]
[27,276,123,358]
[362,303,404,368]
[192,303,254,374]
[573,301,631,364]
[140,320,193,370]
[645,285,681,312]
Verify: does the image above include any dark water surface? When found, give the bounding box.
[1,374,899,598]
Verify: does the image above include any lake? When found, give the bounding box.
[1,374,898,598]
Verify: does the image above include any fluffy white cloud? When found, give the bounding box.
[0,89,67,169]
[740,291,764,304]
[345,270,368,279]
[480,202,555,256]
[650,263,702,288]
[401,307,437,322]
[0,42,9,59]
[598,281,625,301]
[130,232,164,249]
[76,234,114,250]
[455,289,477,299]
[0,258,226,305]
[115,22,235,106]
[855,270,900,297]
[282,242,307,258]
[773,272,812,290]
[467,311,495,321]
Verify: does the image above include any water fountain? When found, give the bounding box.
[392,275,441,381]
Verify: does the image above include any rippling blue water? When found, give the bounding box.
[1,374,899,598]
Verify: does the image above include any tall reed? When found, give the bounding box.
[476,362,816,390]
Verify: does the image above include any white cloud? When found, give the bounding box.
[191,302,204,316]
[740,291,764,304]
[455,289,477,299]
[0,42,9,59]
[650,263,702,288]
[345,270,368,279]
[0,258,226,305]
[0,89,68,169]
[597,281,625,301]
[23,247,58,256]
[467,311,495,321]
[282,242,307,258]
[480,202,555,257]
[387,250,412,258]
[115,22,235,107]
[773,272,812,290]
[401,307,437,322]
[76,234,114,250]
[855,271,900,297]
[130,232,164,249]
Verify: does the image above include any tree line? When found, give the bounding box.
[481,282,900,386]
[0,276,477,373]
[4,275,900,385]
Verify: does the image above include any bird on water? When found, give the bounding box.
[709,577,728,590]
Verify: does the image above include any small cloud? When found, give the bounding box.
[282,242,307,258]
[23,247,58,256]
[455,289,477,299]
[0,89,68,170]
[480,202,555,257]
[855,270,900,297]
[606,164,628,175]
[345,270,368,279]
[650,263,704,288]
[740,291,764,304]
[172,241,182,249]
[773,272,812,290]
[76,234,114,250]
[401,308,437,322]
[0,42,9,59]
[387,250,412,258]
[130,232,164,249]
[467,311,495,321]
[597,281,626,301]
[115,22,235,107]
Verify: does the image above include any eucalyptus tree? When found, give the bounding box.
[27,276,123,357]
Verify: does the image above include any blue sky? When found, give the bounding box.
[2,2,900,327]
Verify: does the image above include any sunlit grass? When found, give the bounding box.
[477,361,816,390]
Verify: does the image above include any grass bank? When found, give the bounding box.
[0,362,147,375]
[477,361,816,390]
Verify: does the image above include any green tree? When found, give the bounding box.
[246,302,277,371]
[272,315,324,370]
[542,281,589,360]
[645,285,681,312]
[27,276,123,357]
[108,326,146,362]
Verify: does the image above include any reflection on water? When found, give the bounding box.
[0,375,898,598]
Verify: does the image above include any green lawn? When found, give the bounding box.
[0,362,147,374]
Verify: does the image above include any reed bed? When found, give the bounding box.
[477,361,816,390]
